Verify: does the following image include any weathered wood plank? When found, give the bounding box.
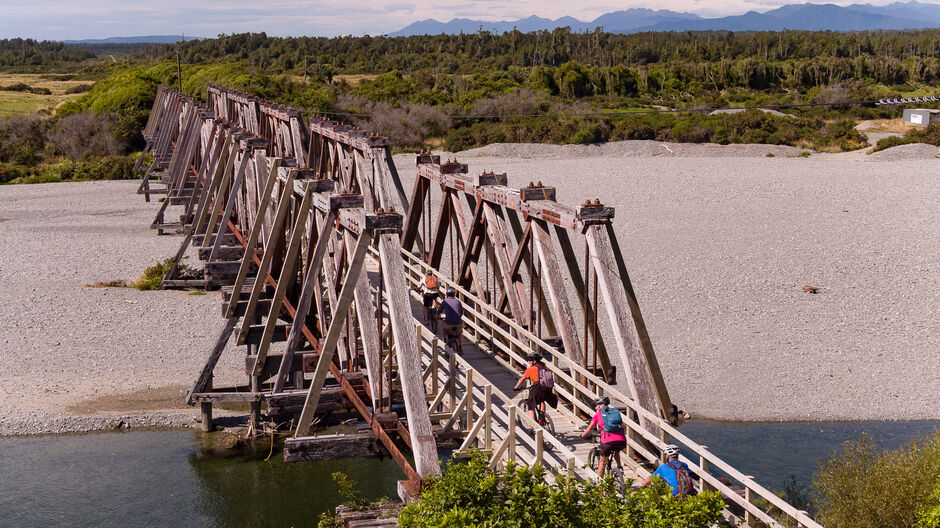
[584,225,662,435]
[295,230,373,436]
[532,222,584,366]
[251,186,316,376]
[284,433,383,462]
[272,210,336,392]
[185,317,237,405]
[379,234,441,478]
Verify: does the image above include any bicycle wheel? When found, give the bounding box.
[541,412,555,436]
[588,447,600,472]
[609,467,625,490]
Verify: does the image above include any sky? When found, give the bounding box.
[0,0,913,40]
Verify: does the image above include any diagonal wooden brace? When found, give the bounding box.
[295,229,374,436]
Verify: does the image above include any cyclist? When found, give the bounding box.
[513,352,557,425]
[418,269,440,324]
[641,444,694,496]
[581,396,626,478]
[439,287,463,353]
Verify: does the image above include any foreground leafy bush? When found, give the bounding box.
[398,451,724,528]
[918,480,940,528]
[814,430,940,528]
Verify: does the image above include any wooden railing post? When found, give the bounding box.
[465,370,474,432]
[484,384,493,450]
[699,446,711,493]
[627,427,637,461]
[744,476,754,525]
[507,405,516,463]
[431,336,440,400]
[448,353,457,413]
[660,429,670,463]
[535,428,543,466]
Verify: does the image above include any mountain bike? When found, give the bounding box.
[514,391,555,437]
[587,432,625,488]
[443,323,463,355]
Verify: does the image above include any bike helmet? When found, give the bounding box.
[592,396,610,407]
[663,444,680,458]
[526,352,543,362]
[445,287,456,296]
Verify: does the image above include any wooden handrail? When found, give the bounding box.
[393,246,823,528]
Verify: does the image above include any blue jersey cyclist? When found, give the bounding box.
[641,444,694,496]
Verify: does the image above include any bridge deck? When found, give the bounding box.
[378,256,651,484]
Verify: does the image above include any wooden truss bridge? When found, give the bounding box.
[135,84,822,528]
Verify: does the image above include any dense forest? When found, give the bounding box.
[2,29,940,183]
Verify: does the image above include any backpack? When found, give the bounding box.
[424,275,438,290]
[537,365,554,389]
[668,460,694,496]
[600,406,623,433]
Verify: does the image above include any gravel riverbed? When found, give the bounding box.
[0,141,937,434]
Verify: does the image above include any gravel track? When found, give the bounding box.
[0,181,242,435]
[1,141,937,434]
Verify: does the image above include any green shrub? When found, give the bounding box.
[1,155,136,184]
[133,259,173,290]
[872,123,940,153]
[332,472,366,509]
[398,451,724,528]
[132,258,203,290]
[872,135,917,152]
[814,431,940,528]
[917,480,940,528]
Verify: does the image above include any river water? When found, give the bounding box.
[1,420,936,527]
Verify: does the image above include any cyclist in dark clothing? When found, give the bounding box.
[440,287,463,350]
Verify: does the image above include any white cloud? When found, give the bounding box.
[0,0,913,40]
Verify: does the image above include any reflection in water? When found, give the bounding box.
[678,420,940,492]
[187,432,405,528]
[0,430,402,528]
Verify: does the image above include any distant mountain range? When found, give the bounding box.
[389,1,940,36]
[63,35,198,44]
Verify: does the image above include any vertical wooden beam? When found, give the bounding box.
[449,193,487,301]
[200,143,237,249]
[209,149,253,261]
[427,188,453,267]
[585,225,664,434]
[225,159,284,318]
[482,204,529,327]
[379,234,442,478]
[401,176,429,252]
[321,234,352,368]
[289,117,307,167]
[191,134,233,237]
[554,225,613,379]
[345,230,384,407]
[604,222,673,420]
[532,222,584,366]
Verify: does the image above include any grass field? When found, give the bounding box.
[0,73,91,117]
